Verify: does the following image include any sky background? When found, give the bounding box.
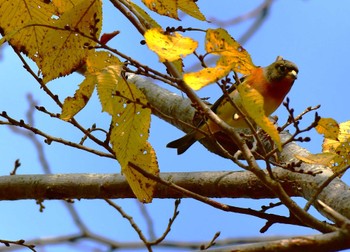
[0,0,350,251]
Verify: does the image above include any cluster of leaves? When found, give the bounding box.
[0,0,159,202]
[2,0,349,204]
[0,0,277,202]
[297,118,350,175]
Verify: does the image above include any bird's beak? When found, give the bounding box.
[289,70,298,79]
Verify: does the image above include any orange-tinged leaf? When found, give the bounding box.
[316,118,339,140]
[184,66,229,90]
[60,75,95,121]
[205,28,256,75]
[295,153,337,166]
[237,82,282,150]
[39,0,102,83]
[142,0,178,19]
[145,28,198,62]
[178,0,206,21]
[0,0,55,59]
[100,31,120,45]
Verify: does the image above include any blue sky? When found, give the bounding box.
[0,1,349,251]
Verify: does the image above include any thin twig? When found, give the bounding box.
[105,199,151,251]
[149,199,181,245]
[0,112,114,159]
[200,231,221,250]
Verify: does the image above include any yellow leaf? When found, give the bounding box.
[337,120,350,142]
[205,28,256,75]
[142,0,178,19]
[144,28,198,62]
[321,120,350,175]
[184,66,229,90]
[184,28,256,90]
[130,2,161,29]
[85,51,123,75]
[295,153,337,166]
[96,66,159,202]
[52,0,82,14]
[39,0,102,83]
[316,118,339,140]
[61,51,123,118]
[322,120,350,154]
[322,138,341,154]
[142,0,205,21]
[96,65,123,115]
[178,0,206,21]
[237,82,282,150]
[0,0,55,59]
[123,143,159,203]
[60,75,96,121]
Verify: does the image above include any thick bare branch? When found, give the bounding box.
[0,171,296,200]
[206,230,350,252]
[129,75,350,220]
[0,169,349,220]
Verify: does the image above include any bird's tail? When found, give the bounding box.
[166,132,197,155]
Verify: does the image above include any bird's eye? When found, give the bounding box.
[278,65,287,72]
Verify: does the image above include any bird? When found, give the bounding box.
[167,57,299,155]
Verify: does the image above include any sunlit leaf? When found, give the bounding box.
[320,120,350,175]
[142,0,179,19]
[85,51,122,75]
[145,28,198,62]
[142,0,205,21]
[96,65,122,115]
[96,66,159,202]
[184,28,256,90]
[0,0,55,59]
[337,121,350,142]
[178,0,206,21]
[295,153,337,166]
[52,0,83,14]
[130,2,161,29]
[322,120,350,155]
[237,82,282,150]
[184,66,229,90]
[123,143,159,203]
[316,118,339,140]
[205,28,256,75]
[60,75,95,121]
[39,0,102,83]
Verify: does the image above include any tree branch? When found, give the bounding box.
[0,170,349,220]
[206,230,350,252]
[0,171,296,200]
[128,75,350,222]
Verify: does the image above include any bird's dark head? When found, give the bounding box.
[265,57,299,82]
